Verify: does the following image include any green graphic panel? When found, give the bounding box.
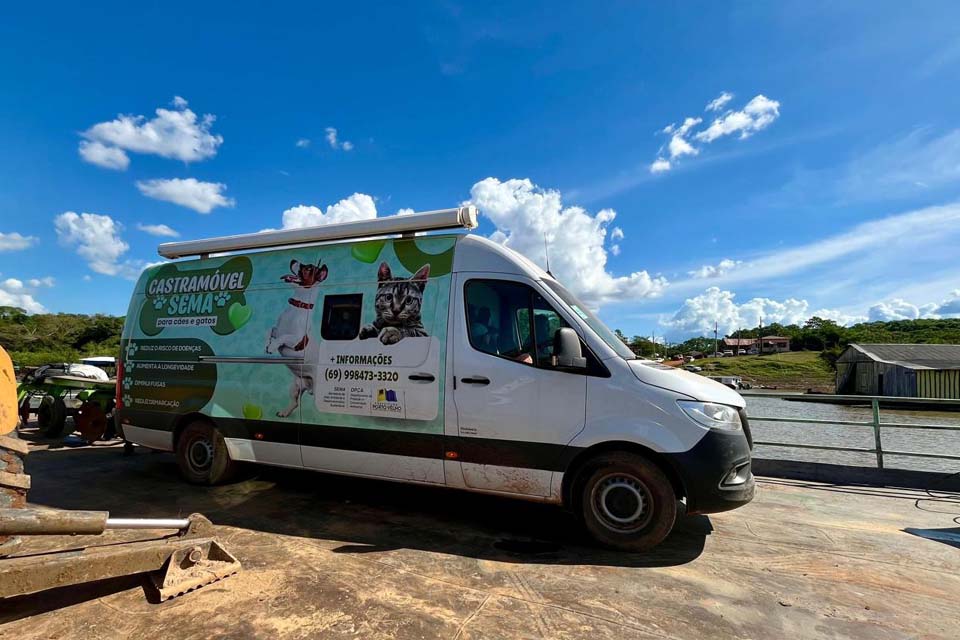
[121,338,217,414]
[139,256,253,336]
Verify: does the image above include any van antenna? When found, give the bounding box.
[543,233,554,277]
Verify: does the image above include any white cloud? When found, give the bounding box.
[78,140,130,170]
[649,158,671,173]
[651,94,779,173]
[810,308,868,326]
[0,278,45,313]
[688,258,741,279]
[668,133,699,160]
[0,232,38,252]
[281,193,377,229]
[868,299,925,321]
[609,227,624,256]
[296,138,311,148]
[467,178,666,306]
[868,290,960,321]
[662,286,960,339]
[137,223,180,237]
[54,211,145,279]
[27,277,55,288]
[695,95,780,143]
[663,287,812,337]
[705,92,734,112]
[136,178,235,214]
[324,127,353,151]
[676,116,702,137]
[79,97,223,168]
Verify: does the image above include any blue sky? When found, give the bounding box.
[2,1,960,340]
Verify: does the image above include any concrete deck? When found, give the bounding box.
[2,432,959,639]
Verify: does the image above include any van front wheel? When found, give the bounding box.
[578,453,677,552]
[176,421,237,485]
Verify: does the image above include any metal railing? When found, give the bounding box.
[740,392,960,469]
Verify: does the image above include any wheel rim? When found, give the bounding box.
[186,436,215,473]
[591,473,654,533]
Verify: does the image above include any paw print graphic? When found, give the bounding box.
[125,342,138,359]
[214,291,231,308]
[152,296,167,310]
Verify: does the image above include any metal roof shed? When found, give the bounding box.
[836,343,960,398]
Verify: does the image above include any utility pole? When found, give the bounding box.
[714,320,718,357]
[759,316,763,355]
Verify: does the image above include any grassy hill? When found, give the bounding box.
[693,351,834,391]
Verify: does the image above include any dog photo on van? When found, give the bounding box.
[359,262,430,345]
[267,258,327,417]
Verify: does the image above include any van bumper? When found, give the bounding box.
[665,429,754,515]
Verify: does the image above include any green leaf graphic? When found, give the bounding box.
[352,240,386,263]
[394,238,456,276]
[228,302,253,330]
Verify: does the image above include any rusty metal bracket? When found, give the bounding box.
[0,512,239,601]
[0,533,240,599]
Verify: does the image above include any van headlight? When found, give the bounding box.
[677,401,742,431]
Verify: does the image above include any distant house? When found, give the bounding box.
[723,338,756,354]
[759,336,790,353]
[722,336,790,354]
[836,343,960,398]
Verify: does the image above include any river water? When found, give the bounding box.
[743,392,960,473]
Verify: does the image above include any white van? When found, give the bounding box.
[117,207,753,550]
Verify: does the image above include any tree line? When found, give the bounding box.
[0,306,124,367]
[616,316,960,359]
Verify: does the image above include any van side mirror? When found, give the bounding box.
[553,327,588,369]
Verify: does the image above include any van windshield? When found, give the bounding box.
[542,279,636,360]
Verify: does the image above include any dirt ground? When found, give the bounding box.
[2,429,959,639]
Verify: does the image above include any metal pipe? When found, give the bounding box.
[105,517,190,530]
[0,509,108,535]
[749,417,874,427]
[752,441,877,454]
[872,399,884,469]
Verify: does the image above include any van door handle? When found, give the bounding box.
[408,373,435,382]
[460,376,490,386]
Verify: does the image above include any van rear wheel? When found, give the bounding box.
[176,421,237,485]
[578,452,677,552]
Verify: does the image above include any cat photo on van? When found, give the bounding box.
[359,262,430,345]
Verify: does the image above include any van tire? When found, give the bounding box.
[577,452,677,552]
[176,421,237,485]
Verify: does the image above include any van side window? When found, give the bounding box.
[531,292,569,367]
[321,294,363,340]
[465,280,571,369]
[465,280,533,364]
